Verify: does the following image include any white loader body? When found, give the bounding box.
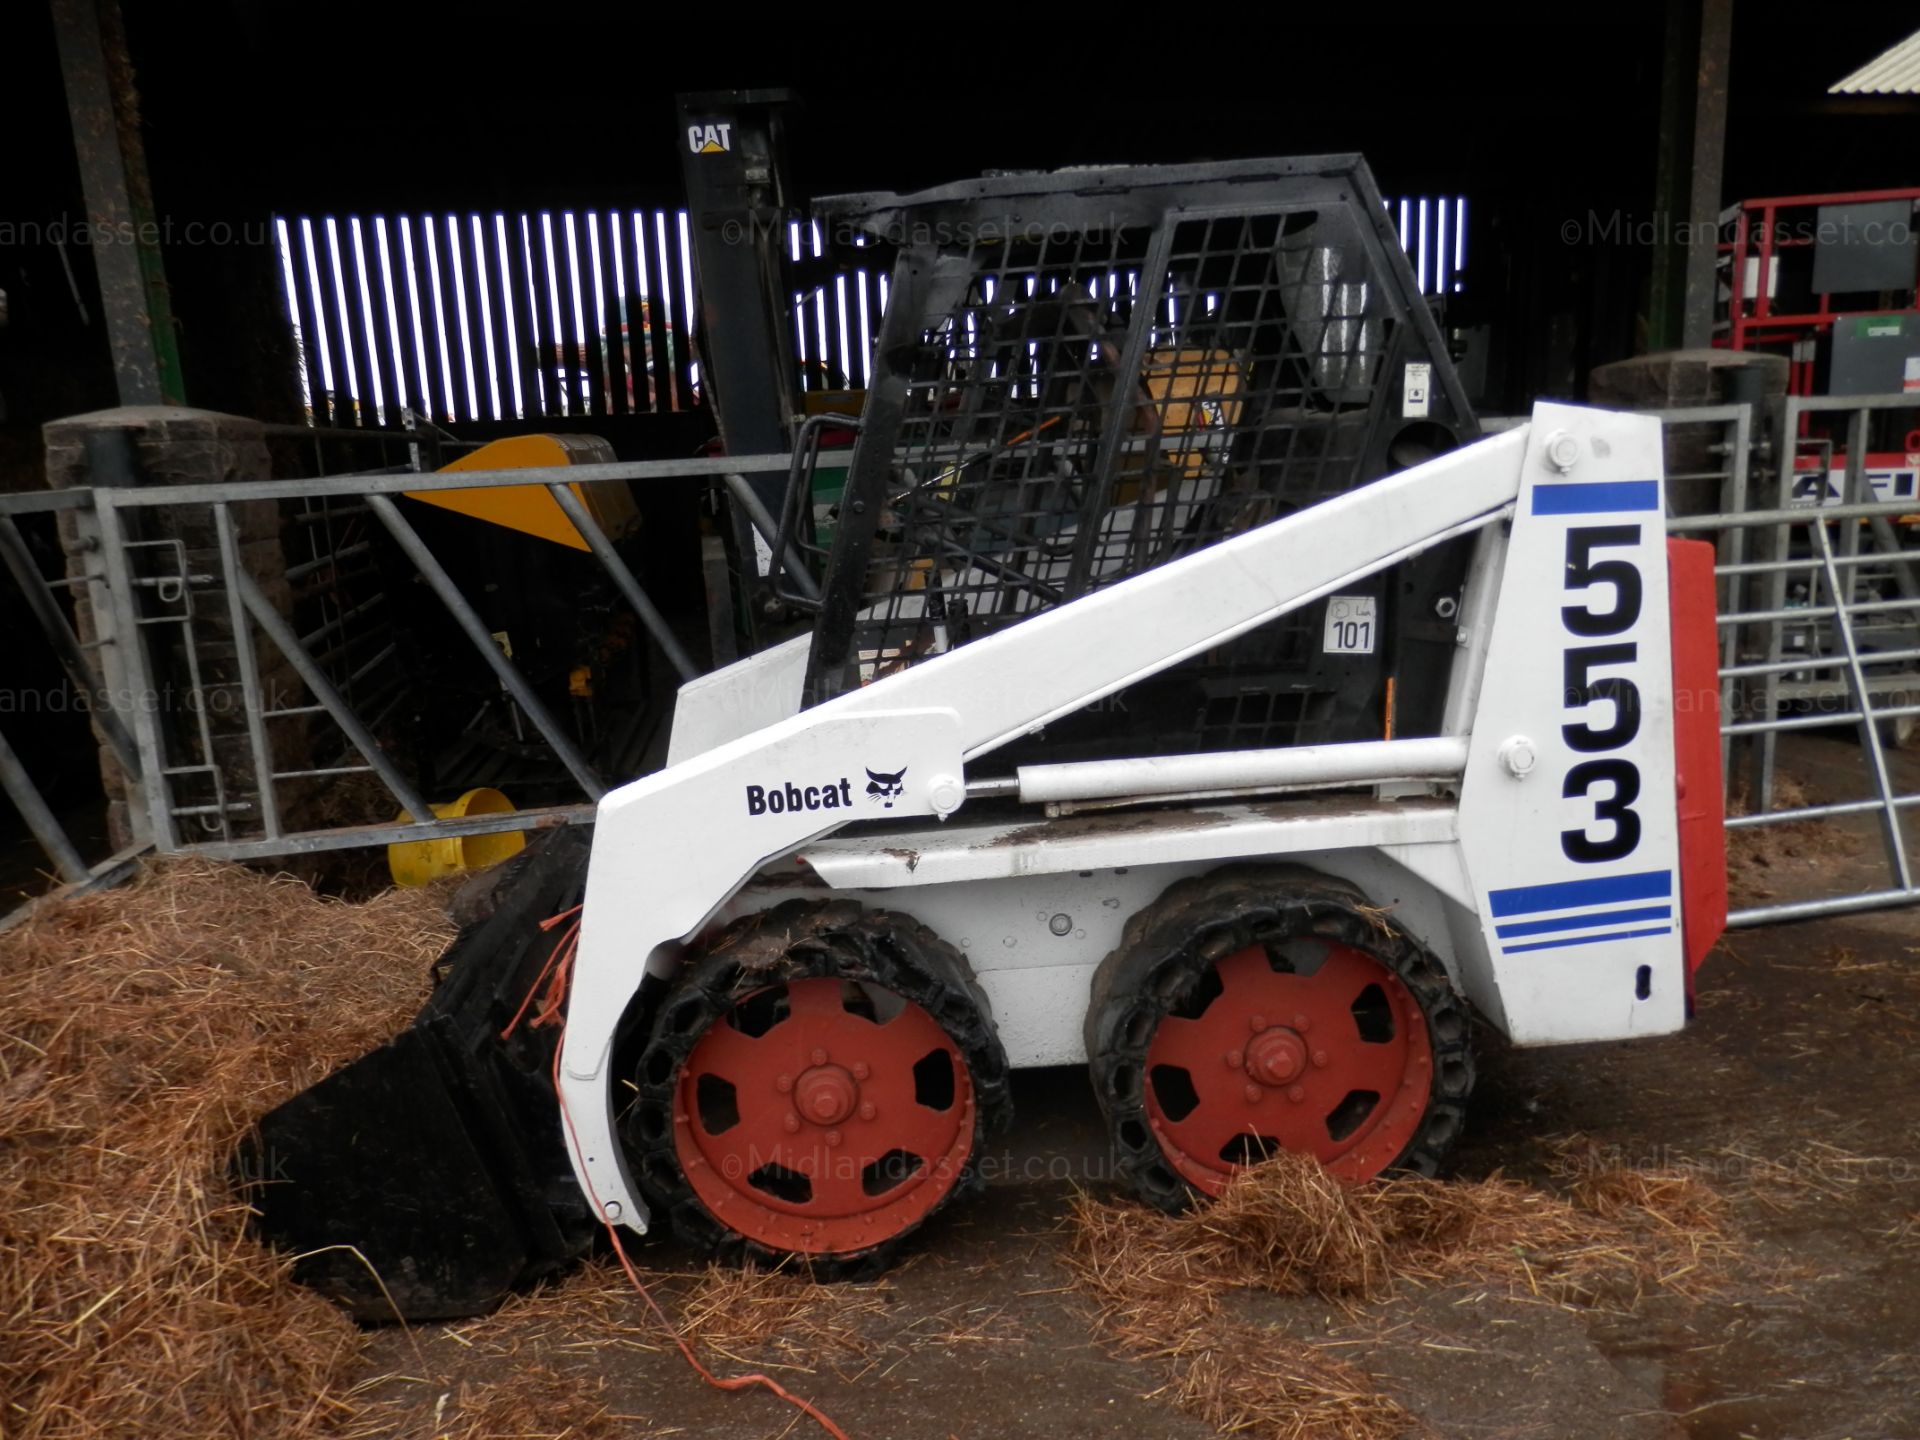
[559,402,1689,1235]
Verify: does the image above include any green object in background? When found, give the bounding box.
[810,459,849,548]
[1855,315,1908,340]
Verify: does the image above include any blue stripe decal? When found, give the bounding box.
[1488,868,1672,918]
[1495,904,1673,939]
[1502,924,1674,955]
[1531,480,1660,515]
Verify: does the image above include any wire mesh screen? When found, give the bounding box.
[805,158,1473,756]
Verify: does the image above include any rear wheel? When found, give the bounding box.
[1086,863,1473,1212]
[627,899,1010,1274]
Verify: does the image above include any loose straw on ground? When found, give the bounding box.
[0,859,452,1440]
[0,858,855,1440]
[1067,1147,1734,1440]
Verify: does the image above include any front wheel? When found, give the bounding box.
[626,900,1010,1274]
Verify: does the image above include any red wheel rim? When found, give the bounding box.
[673,976,975,1253]
[1143,940,1433,1191]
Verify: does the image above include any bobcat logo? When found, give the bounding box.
[865,766,908,809]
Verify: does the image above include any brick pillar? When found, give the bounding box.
[42,405,314,850]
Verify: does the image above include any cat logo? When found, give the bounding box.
[865,766,908,809]
[687,122,733,155]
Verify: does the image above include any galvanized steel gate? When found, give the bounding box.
[1659,395,1919,926]
[3,401,1916,931]
[0,434,789,916]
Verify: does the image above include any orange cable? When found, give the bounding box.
[529,918,580,1032]
[499,904,584,1041]
[515,903,853,1437]
[548,1022,855,1440]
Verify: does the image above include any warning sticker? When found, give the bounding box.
[1402,362,1431,419]
[1323,595,1378,655]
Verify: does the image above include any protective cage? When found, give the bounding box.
[803,156,1477,758]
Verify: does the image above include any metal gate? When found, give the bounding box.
[5,400,1914,930]
[1662,394,1920,925]
[0,431,790,917]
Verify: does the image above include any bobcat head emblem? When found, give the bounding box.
[865,766,907,808]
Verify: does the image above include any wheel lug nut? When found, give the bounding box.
[1287,1085,1305,1102]
[1249,1014,1266,1032]
[1225,1049,1244,1068]
[811,1048,828,1065]
[860,1102,876,1121]
[1243,1083,1263,1104]
[1312,1051,1328,1068]
[776,1074,793,1093]
[826,1129,842,1147]
[852,1062,870,1080]
[784,1113,800,1132]
[1293,1013,1310,1032]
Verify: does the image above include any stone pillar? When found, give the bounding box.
[1587,350,1788,517]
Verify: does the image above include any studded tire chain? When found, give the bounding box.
[1084,861,1475,1214]
[627,897,1014,1276]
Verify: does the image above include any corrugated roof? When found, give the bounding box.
[1831,28,1920,94]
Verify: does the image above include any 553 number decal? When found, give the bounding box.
[1560,526,1644,863]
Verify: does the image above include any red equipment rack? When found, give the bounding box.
[1718,187,1920,395]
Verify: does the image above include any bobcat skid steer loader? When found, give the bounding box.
[238,157,1727,1320]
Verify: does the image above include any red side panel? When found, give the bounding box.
[1668,539,1728,983]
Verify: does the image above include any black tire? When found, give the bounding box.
[1084,862,1474,1213]
[626,898,1011,1277]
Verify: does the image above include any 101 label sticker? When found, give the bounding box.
[1323,595,1378,655]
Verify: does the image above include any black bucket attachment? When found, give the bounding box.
[234,829,598,1321]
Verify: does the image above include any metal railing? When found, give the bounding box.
[1666,394,1919,926]
[0,446,789,893]
[1650,402,1759,784]
[4,402,1913,935]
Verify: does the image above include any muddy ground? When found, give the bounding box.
[348,731,1916,1439]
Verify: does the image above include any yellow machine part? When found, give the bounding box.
[388,787,527,887]
[1091,346,1248,509]
[1143,345,1245,436]
[801,388,866,417]
[406,434,640,551]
